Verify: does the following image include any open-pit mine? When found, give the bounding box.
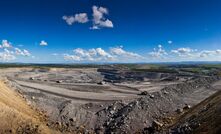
[0,64,221,134]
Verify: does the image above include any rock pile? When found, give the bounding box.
[92,76,220,133]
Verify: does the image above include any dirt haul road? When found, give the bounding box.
[14,80,138,102]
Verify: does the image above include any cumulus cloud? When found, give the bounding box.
[110,46,142,58]
[91,6,114,29]
[171,48,194,54]
[169,47,221,60]
[171,48,197,57]
[40,40,48,46]
[96,48,112,57]
[58,42,221,63]
[64,54,81,61]
[72,48,97,61]
[149,45,168,58]
[68,47,113,62]
[0,40,31,61]
[62,6,113,29]
[63,13,89,25]
[0,49,16,61]
[4,48,14,54]
[199,50,214,58]
[63,46,143,62]
[15,48,31,56]
[199,49,221,58]
[0,40,12,48]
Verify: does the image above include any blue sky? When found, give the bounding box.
[0,0,221,63]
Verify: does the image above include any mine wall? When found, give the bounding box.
[98,69,176,82]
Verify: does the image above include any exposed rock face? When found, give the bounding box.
[97,68,174,83]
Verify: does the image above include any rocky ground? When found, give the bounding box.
[93,76,221,133]
[0,66,220,133]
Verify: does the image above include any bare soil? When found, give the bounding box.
[0,79,54,134]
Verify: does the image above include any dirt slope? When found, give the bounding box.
[0,80,52,134]
[169,90,221,134]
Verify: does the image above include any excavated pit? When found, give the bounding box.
[2,67,221,133]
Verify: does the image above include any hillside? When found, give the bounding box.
[0,80,51,134]
[169,90,221,134]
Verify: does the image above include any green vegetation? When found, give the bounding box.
[0,63,220,76]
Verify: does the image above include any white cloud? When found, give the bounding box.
[15,48,23,55]
[0,49,16,61]
[91,6,113,29]
[171,48,197,58]
[0,40,12,48]
[216,49,221,54]
[64,54,82,61]
[171,48,194,54]
[63,46,144,62]
[169,47,221,61]
[15,48,31,56]
[73,48,89,57]
[216,49,221,53]
[110,46,142,58]
[62,6,113,29]
[0,40,31,61]
[63,13,89,25]
[60,46,221,63]
[0,53,16,61]
[96,48,112,57]
[62,45,221,62]
[73,48,97,61]
[199,49,221,58]
[149,45,168,58]
[23,49,30,56]
[199,50,214,58]
[4,48,14,54]
[168,40,173,44]
[40,40,48,46]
